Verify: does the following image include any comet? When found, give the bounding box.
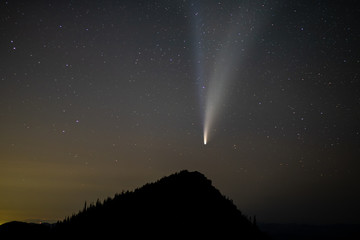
[203,78,224,144]
[202,37,240,145]
[191,2,251,145]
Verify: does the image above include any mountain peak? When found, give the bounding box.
[0,170,268,239]
[147,170,212,189]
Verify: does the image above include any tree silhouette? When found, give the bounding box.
[0,170,268,239]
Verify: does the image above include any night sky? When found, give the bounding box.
[1,0,359,225]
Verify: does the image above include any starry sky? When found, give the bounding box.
[1,0,359,225]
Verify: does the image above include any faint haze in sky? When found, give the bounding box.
[0,0,359,225]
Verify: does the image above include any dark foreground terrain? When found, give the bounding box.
[259,223,360,240]
[0,170,267,239]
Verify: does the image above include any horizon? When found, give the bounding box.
[2,169,359,226]
[0,169,358,226]
[1,0,359,227]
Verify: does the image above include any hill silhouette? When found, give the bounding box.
[0,170,267,239]
[0,221,51,238]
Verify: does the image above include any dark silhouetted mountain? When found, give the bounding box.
[0,221,51,238]
[0,170,268,239]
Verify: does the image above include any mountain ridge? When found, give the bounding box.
[0,170,267,239]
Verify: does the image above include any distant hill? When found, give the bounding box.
[0,170,267,239]
[0,221,51,238]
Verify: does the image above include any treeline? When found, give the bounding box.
[53,170,266,238]
[1,170,268,239]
